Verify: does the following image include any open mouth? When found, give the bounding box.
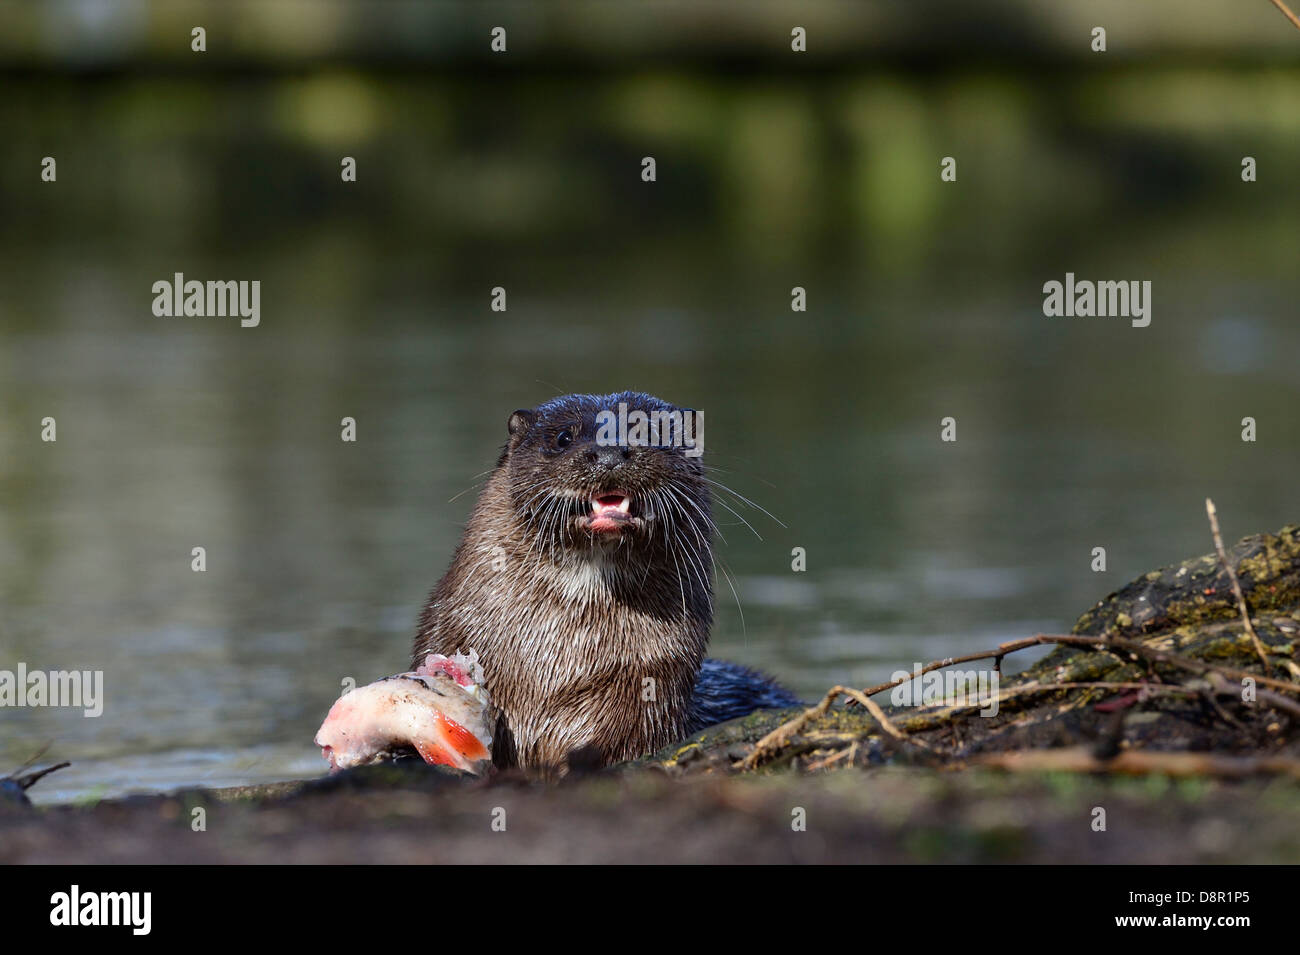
[587,491,633,533]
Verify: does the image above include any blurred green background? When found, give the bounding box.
[2,1,1298,801]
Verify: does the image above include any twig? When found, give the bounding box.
[976,746,1300,779]
[13,761,71,791]
[990,679,1300,721]
[740,630,1299,769]
[1206,498,1272,672]
[1269,0,1300,32]
[738,683,931,770]
[1036,633,1297,694]
[738,690,840,769]
[837,685,934,752]
[859,631,1295,705]
[1256,687,1300,719]
[803,747,855,772]
[7,742,53,777]
[850,637,1045,702]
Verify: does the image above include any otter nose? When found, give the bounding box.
[585,444,632,468]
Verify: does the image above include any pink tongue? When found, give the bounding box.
[594,495,627,513]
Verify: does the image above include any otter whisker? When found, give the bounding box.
[702,477,786,529]
[712,553,746,638]
[710,495,763,542]
[662,481,719,546]
[666,539,690,621]
[448,467,500,504]
[659,488,713,604]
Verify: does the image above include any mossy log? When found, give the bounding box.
[651,525,1300,775]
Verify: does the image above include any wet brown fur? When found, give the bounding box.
[414,392,712,772]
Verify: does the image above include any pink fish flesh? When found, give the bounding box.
[314,653,494,774]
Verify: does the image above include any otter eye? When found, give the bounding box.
[555,429,573,449]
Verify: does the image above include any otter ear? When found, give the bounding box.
[508,409,536,438]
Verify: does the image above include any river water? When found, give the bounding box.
[2,70,1297,803]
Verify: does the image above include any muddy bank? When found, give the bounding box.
[3,761,1298,864]
[3,524,1298,864]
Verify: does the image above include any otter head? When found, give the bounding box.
[501,391,709,558]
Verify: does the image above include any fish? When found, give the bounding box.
[314,652,494,775]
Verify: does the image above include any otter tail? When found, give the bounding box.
[688,658,802,733]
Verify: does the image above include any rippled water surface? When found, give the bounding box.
[3,70,1298,803]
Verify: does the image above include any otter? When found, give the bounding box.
[413,391,797,771]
